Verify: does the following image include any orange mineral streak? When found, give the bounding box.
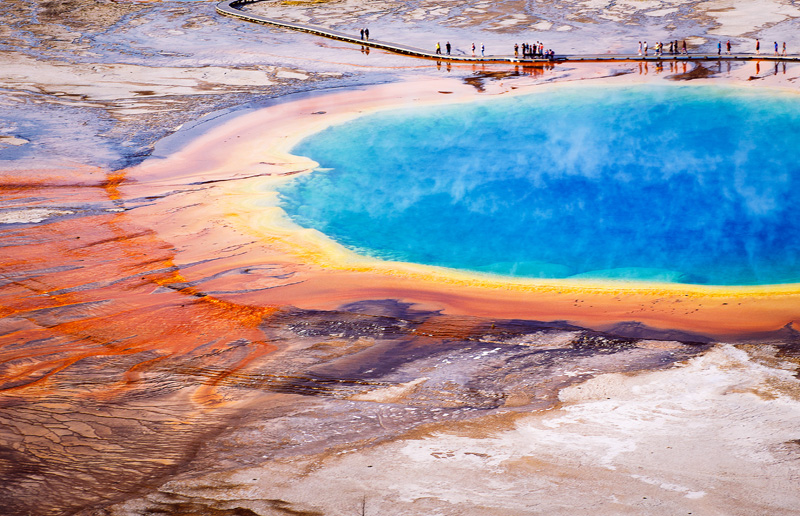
[0,178,278,405]
[123,75,800,340]
[0,164,108,188]
[101,171,128,201]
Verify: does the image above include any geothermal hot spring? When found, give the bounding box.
[277,85,800,286]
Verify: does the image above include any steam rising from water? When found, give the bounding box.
[279,85,800,285]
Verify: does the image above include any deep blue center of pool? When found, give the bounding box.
[277,85,800,285]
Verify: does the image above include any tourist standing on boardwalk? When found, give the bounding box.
[775,41,779,55]
[515,43,519,57]
[726,40,731,54]
[718,41,721,55]
[481,43,485,56]
[783,42,787,55]
[360,28,364,40]
[638,41,642,55]
[435,42,441,55]
[364,28,369,40]
[643,41,648,56]
[446,41,451,55]
[472,42,475,56]
[756,39,760,54]
[682,40,687,54]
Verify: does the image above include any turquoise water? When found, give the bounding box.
[277,85,800,285]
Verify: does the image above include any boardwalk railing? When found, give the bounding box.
[216,0,798,64]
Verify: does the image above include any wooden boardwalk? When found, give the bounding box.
[216,0,800,64]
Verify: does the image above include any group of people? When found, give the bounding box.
[514,42,555,60]
[721,39,787,55]
[638,40,688,56]
[435,41,453,55]
[432,41,556,60]
[420,35,791,60]
[435,42,485,56]
[358,28,370,41]
[638,38,789,57]
[751,39,786,56]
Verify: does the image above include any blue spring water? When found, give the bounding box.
[277,85,800,285]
